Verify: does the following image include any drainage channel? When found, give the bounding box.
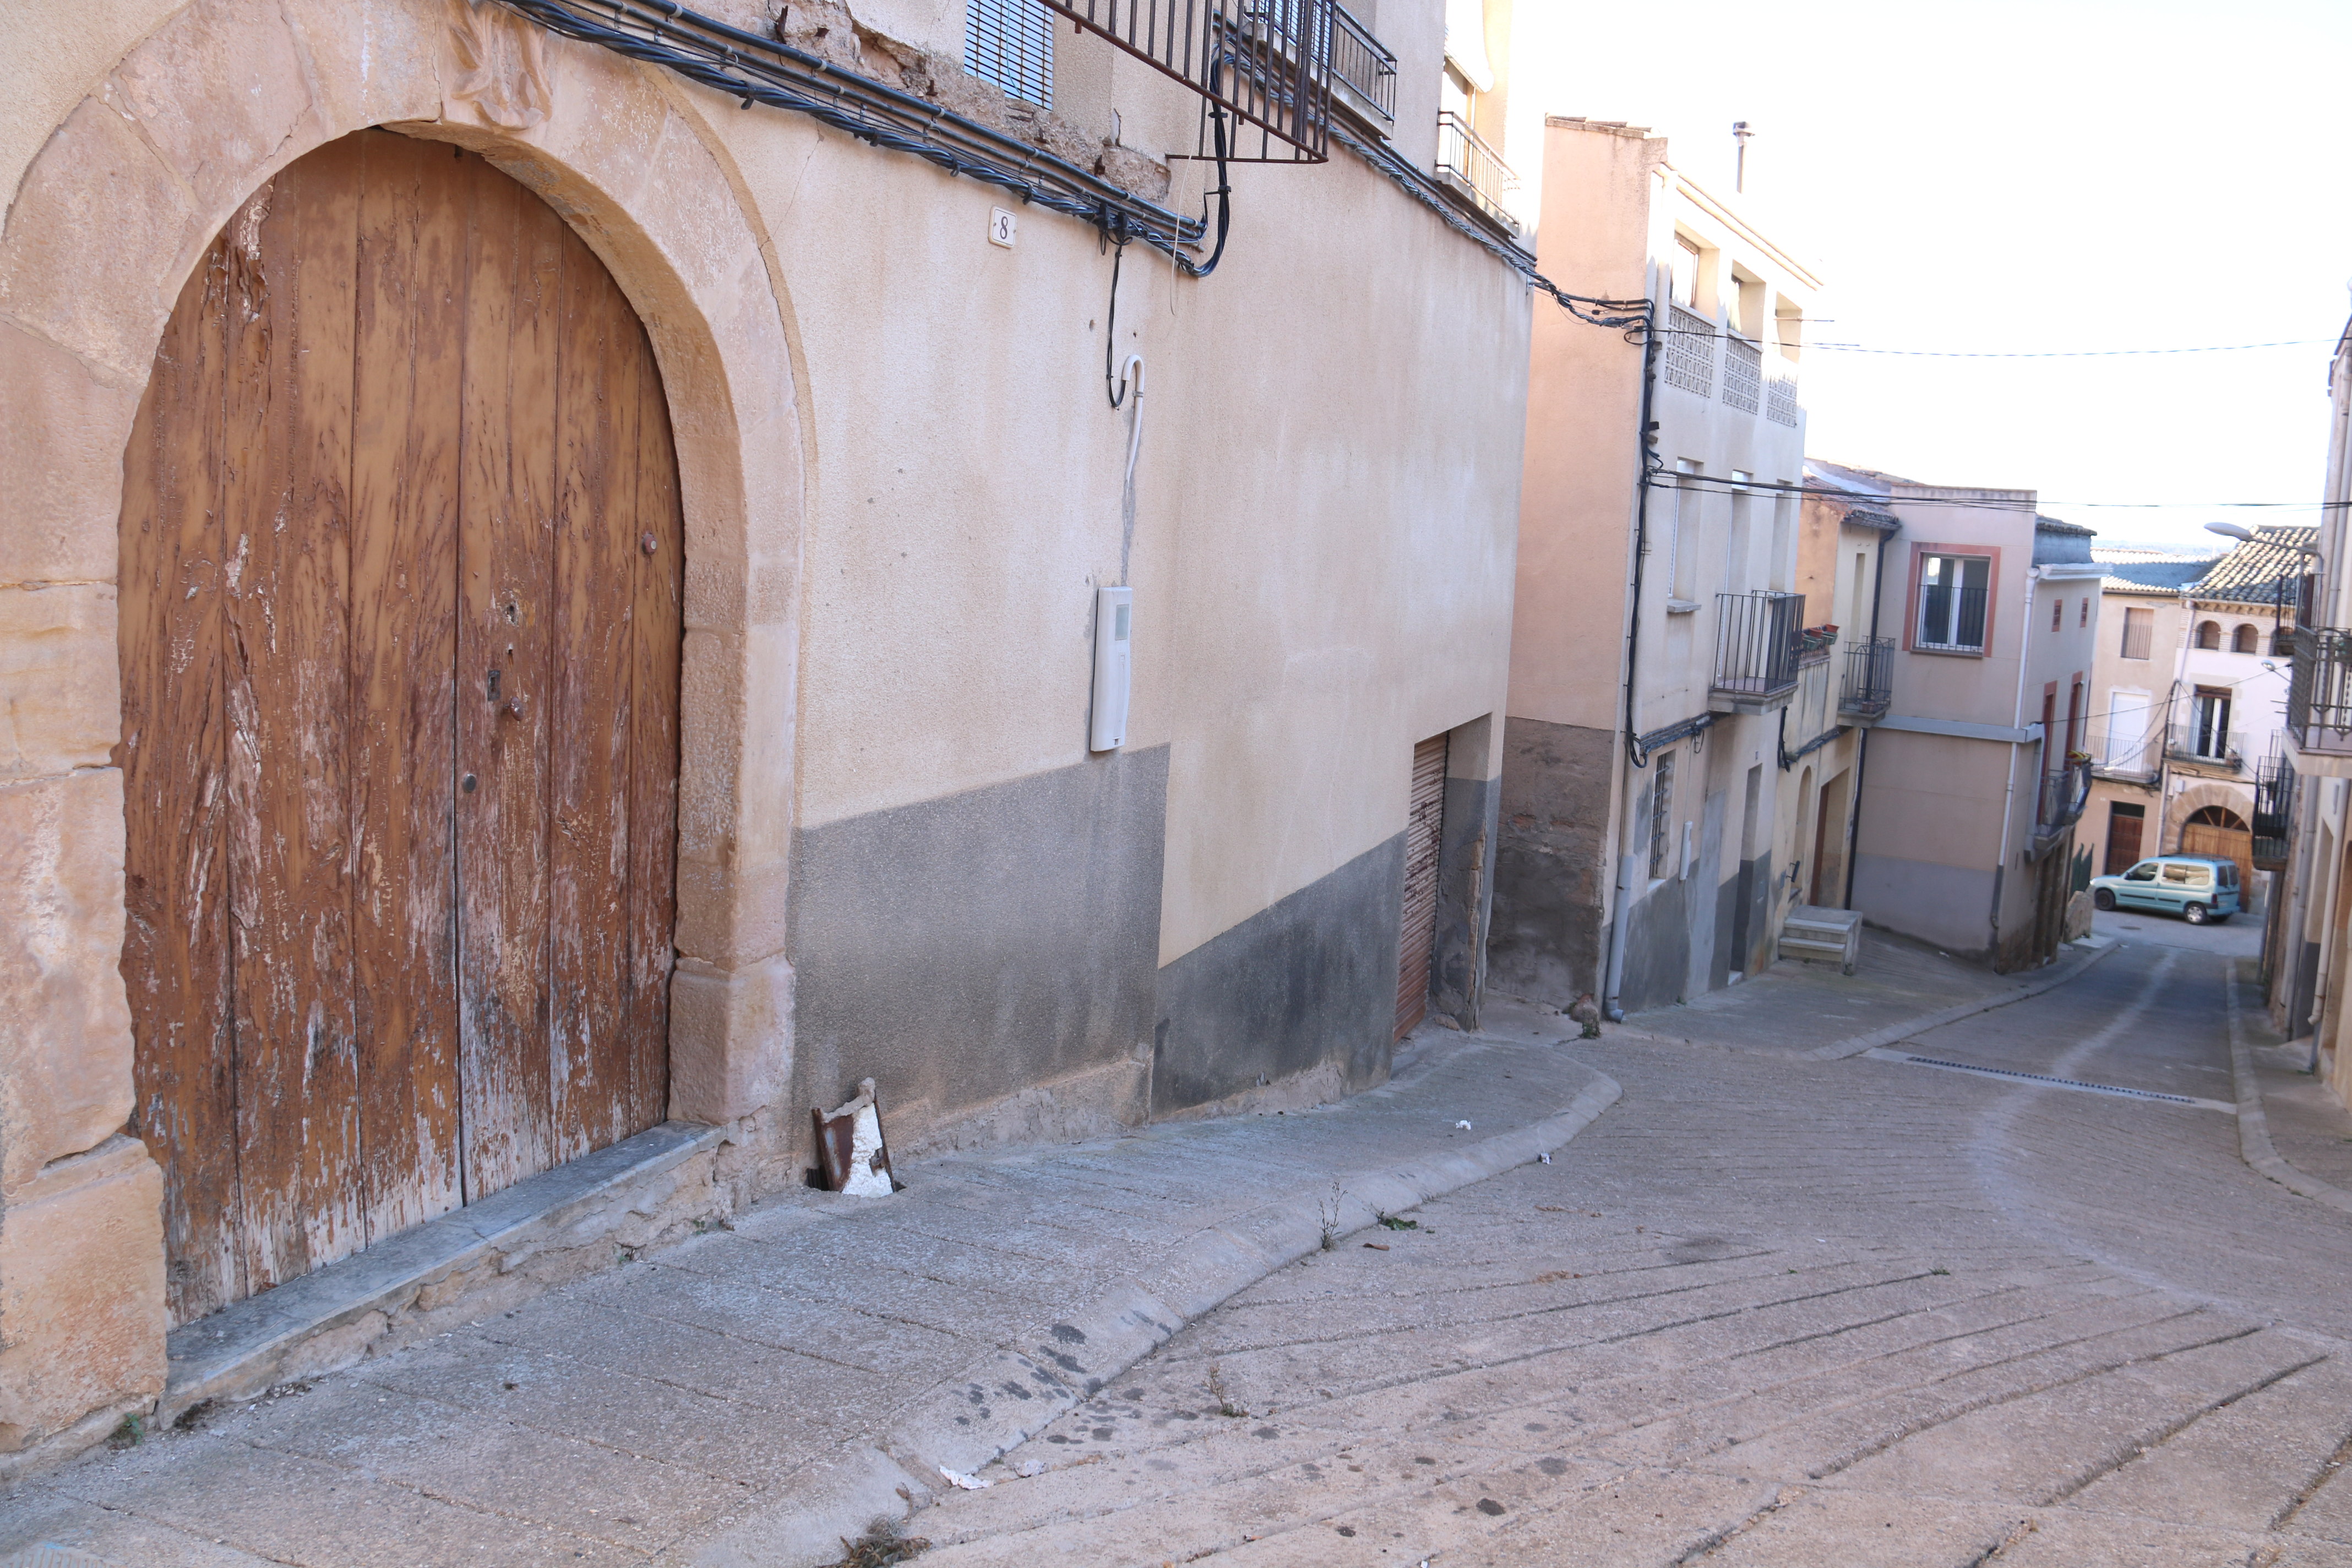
[1860,1048,2236,1114]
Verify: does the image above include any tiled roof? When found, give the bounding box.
[2100,560,2213,594]
[2191,525,2317,606]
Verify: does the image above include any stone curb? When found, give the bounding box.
[1801,938,2122,1061]
[2224,960,2352,1218]
[685,1068,1624,1566]
[1604,939,2121,1064]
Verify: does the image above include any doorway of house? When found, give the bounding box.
[2104,802,2146,875]
[117,130,685,1326]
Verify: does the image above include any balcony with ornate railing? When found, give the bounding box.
[1839,634,1893,719]
[2289,628,2352,764]
[1765,365,1799,427]
[1327,3,1395,121]
[1711,590,1804,712]
[1435,110,1518,228]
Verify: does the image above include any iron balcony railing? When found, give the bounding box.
[1327,2,1395,119]
[1916,583,1990,652]
[2253,751,2295,839]
[2253,750,2294,868]
[1435,110,1518,226]
[2037,758,2091,833]
[1839,634,1894,717]
[1712,590,1804,701]
[1043,0,1335,162]
[2168,721,2247,769]
[2289,628,2352,757]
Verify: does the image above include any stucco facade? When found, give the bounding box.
[2270,309,2352,1110]
[0,0,1536,1464]
[1493,116,1822,1016]
[2086,540,2300,912]
[1845,484,2101,970]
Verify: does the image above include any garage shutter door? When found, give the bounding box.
[1396,735,1448,1038]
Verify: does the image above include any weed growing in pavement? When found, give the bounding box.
[107,1413,144,1450]
[831,1520,931,1566]
[1318,1182,1343,1250]
[1378,1213,1420,1232]
[1930,1267,1951,1276]
[1207,1360,1248,1418]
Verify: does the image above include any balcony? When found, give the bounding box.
[1662,304,1714,397]
[2035,757,2091,839]
[1435,110,1518,228]
[2167,721,2247,771]
[1839,635,1893,720]
[1711,590,1804,713]
[1723,332,1762,413]
[2288,628,2352,768]
[1327,3,1395,121]
[2253,750,2294,870]
[1765,366,1799,428]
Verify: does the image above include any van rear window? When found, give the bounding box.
[2219,863,2239,887]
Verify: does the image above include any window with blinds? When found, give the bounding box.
[2121,606,2153,661]
[965,0,1054,106]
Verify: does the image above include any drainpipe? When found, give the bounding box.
[1601,302,1666,1023]
[1988,561,2043,959]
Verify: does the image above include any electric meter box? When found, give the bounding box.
[1090,586,1132,752]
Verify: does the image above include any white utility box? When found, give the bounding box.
[1090,586,1132,752]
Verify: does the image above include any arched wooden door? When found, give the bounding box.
[117,130,684,1326]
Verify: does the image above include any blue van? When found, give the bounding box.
[2088,854,2241,924]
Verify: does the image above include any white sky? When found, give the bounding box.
[1526,0,2352,549]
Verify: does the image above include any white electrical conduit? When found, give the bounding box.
[1115,353,1145,583]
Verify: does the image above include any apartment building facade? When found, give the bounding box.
[0,0,1543,1465]
[2269,310,2352,1104]
[1843,479,2103,970]
[1493,116,1823,1016]
[2087,532,2309,908]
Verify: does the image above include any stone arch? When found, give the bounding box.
[2194,619,2222,650]
[2165,781,2253,847]
[2231,623,2260,654]
[0,0,801,1450]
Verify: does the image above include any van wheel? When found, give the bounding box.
[2184,902,2209,925]
[2093,888,2116,911]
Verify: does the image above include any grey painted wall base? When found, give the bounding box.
[1490,716,1616,1003]
[1152,835,1404,1115]
[788,747,1169,1158]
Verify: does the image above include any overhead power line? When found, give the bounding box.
[1654,473,2346,515]
[1652,325,2334,357]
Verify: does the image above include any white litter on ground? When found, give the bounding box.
[940,1467,992,1490]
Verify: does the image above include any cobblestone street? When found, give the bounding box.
[911,939,2352,1566]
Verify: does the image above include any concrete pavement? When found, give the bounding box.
[0,1028,1616,1565]
[910,940,2352,1566]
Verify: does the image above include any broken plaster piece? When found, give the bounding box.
[941,1467,993,1490]
[813,1077,897,1196]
